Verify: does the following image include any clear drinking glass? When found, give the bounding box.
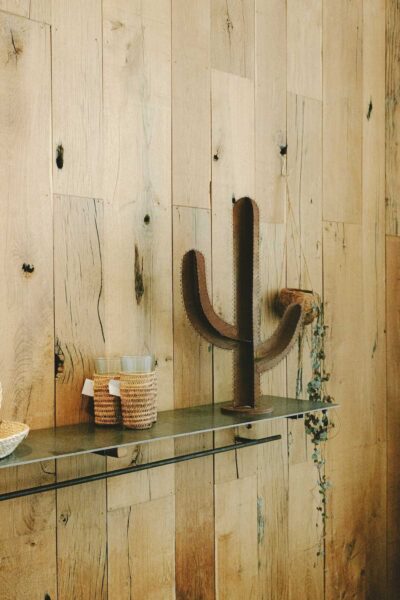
[120,355,155,373]
[94,357,121,374]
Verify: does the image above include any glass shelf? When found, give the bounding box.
[0,395,337,470]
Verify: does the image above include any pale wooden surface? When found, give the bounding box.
[255,0,286,224]
[323,0,363,224]
[54,195,105,425]
[386,236,400,600]
[172,0,211,209]
[386,0,400,235]
[52,0,103,198]
[0,0,391,599]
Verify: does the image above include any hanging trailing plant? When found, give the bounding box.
[303,298,334,557]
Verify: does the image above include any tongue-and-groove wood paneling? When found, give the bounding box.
[0,1,390,599]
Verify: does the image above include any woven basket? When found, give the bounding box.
[0,421,29,459]
[0,384,29,459]
[93,373,122,425]
[120,371,157,430]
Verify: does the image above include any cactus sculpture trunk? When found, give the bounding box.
[181,197,304,414]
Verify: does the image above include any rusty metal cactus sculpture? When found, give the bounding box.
[181,197,304,415]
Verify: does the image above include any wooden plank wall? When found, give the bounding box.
[0,1,390,599]
[387,2,400,598]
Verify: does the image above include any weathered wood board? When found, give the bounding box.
[0,12,53,429]
[172,0,211,209]
[255,0,286,224]
[52,0,103,198]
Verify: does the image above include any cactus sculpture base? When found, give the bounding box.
[220,397,274,416]
[181,197,304,414]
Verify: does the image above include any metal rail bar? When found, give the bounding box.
[0,434,282,502]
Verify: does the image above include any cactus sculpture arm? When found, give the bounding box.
[181,197,304,414]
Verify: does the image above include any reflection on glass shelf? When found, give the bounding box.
[0,395,337,470]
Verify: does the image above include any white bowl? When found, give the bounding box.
[0,421,29,459]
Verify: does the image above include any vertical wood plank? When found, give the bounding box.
[215,473,258,599]
[0,463,57,600]
[211,0,254,78]
[362,0,386,449]
[103,0,173,405]
[173,205,214,598]
[108,496,175,600]
[386,0,400,235]
[107,442,175,600]
[286,93,322,394]
[102,4,175,598]
[172,0,211,209]
[255,0,286,223]
[54,195,107,600]
[287,0,322,101]
[286,92,323,599]
[255,420,289,600]
[386,236,400,600]
[325,444,386,600]
[52,0,102,198]
[54,195,105,425]
[323,0,363,223]
[57,456,107,600]
[211,65,258,598]
[0,12,53,428]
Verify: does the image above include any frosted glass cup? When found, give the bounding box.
[121,355,155,374]
[95,357,121,375]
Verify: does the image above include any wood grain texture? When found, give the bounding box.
[362,0,386,447]
[0,1,392,598]
[0,12,53,429]
[102,6,175,597]
[255,0,286,223]
[108,495,175,600]
[103,0,173,406]
[255,421,289,600]
[175,435,214,600]
[386,0,400,235]
[29,1,51,23]
[215,473,258,599]
[54,195,105,425]
[211,0,254,78]
[323,0,363,224]
[386,236,400,594]
[107,441,175,600]
[0,0,28,16]
[0,0,50,22]
[325,444,386,600]
[172,0,211,209]
[286,92,323,599]
[173,207,214,598]
[57,455,107,600]
[0,463,56,600]
[286,93,322,396]
[287,0,322,100]
[52,0,103,198]
[54,196,107,600]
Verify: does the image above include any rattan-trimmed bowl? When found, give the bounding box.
[0,420,29,459]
